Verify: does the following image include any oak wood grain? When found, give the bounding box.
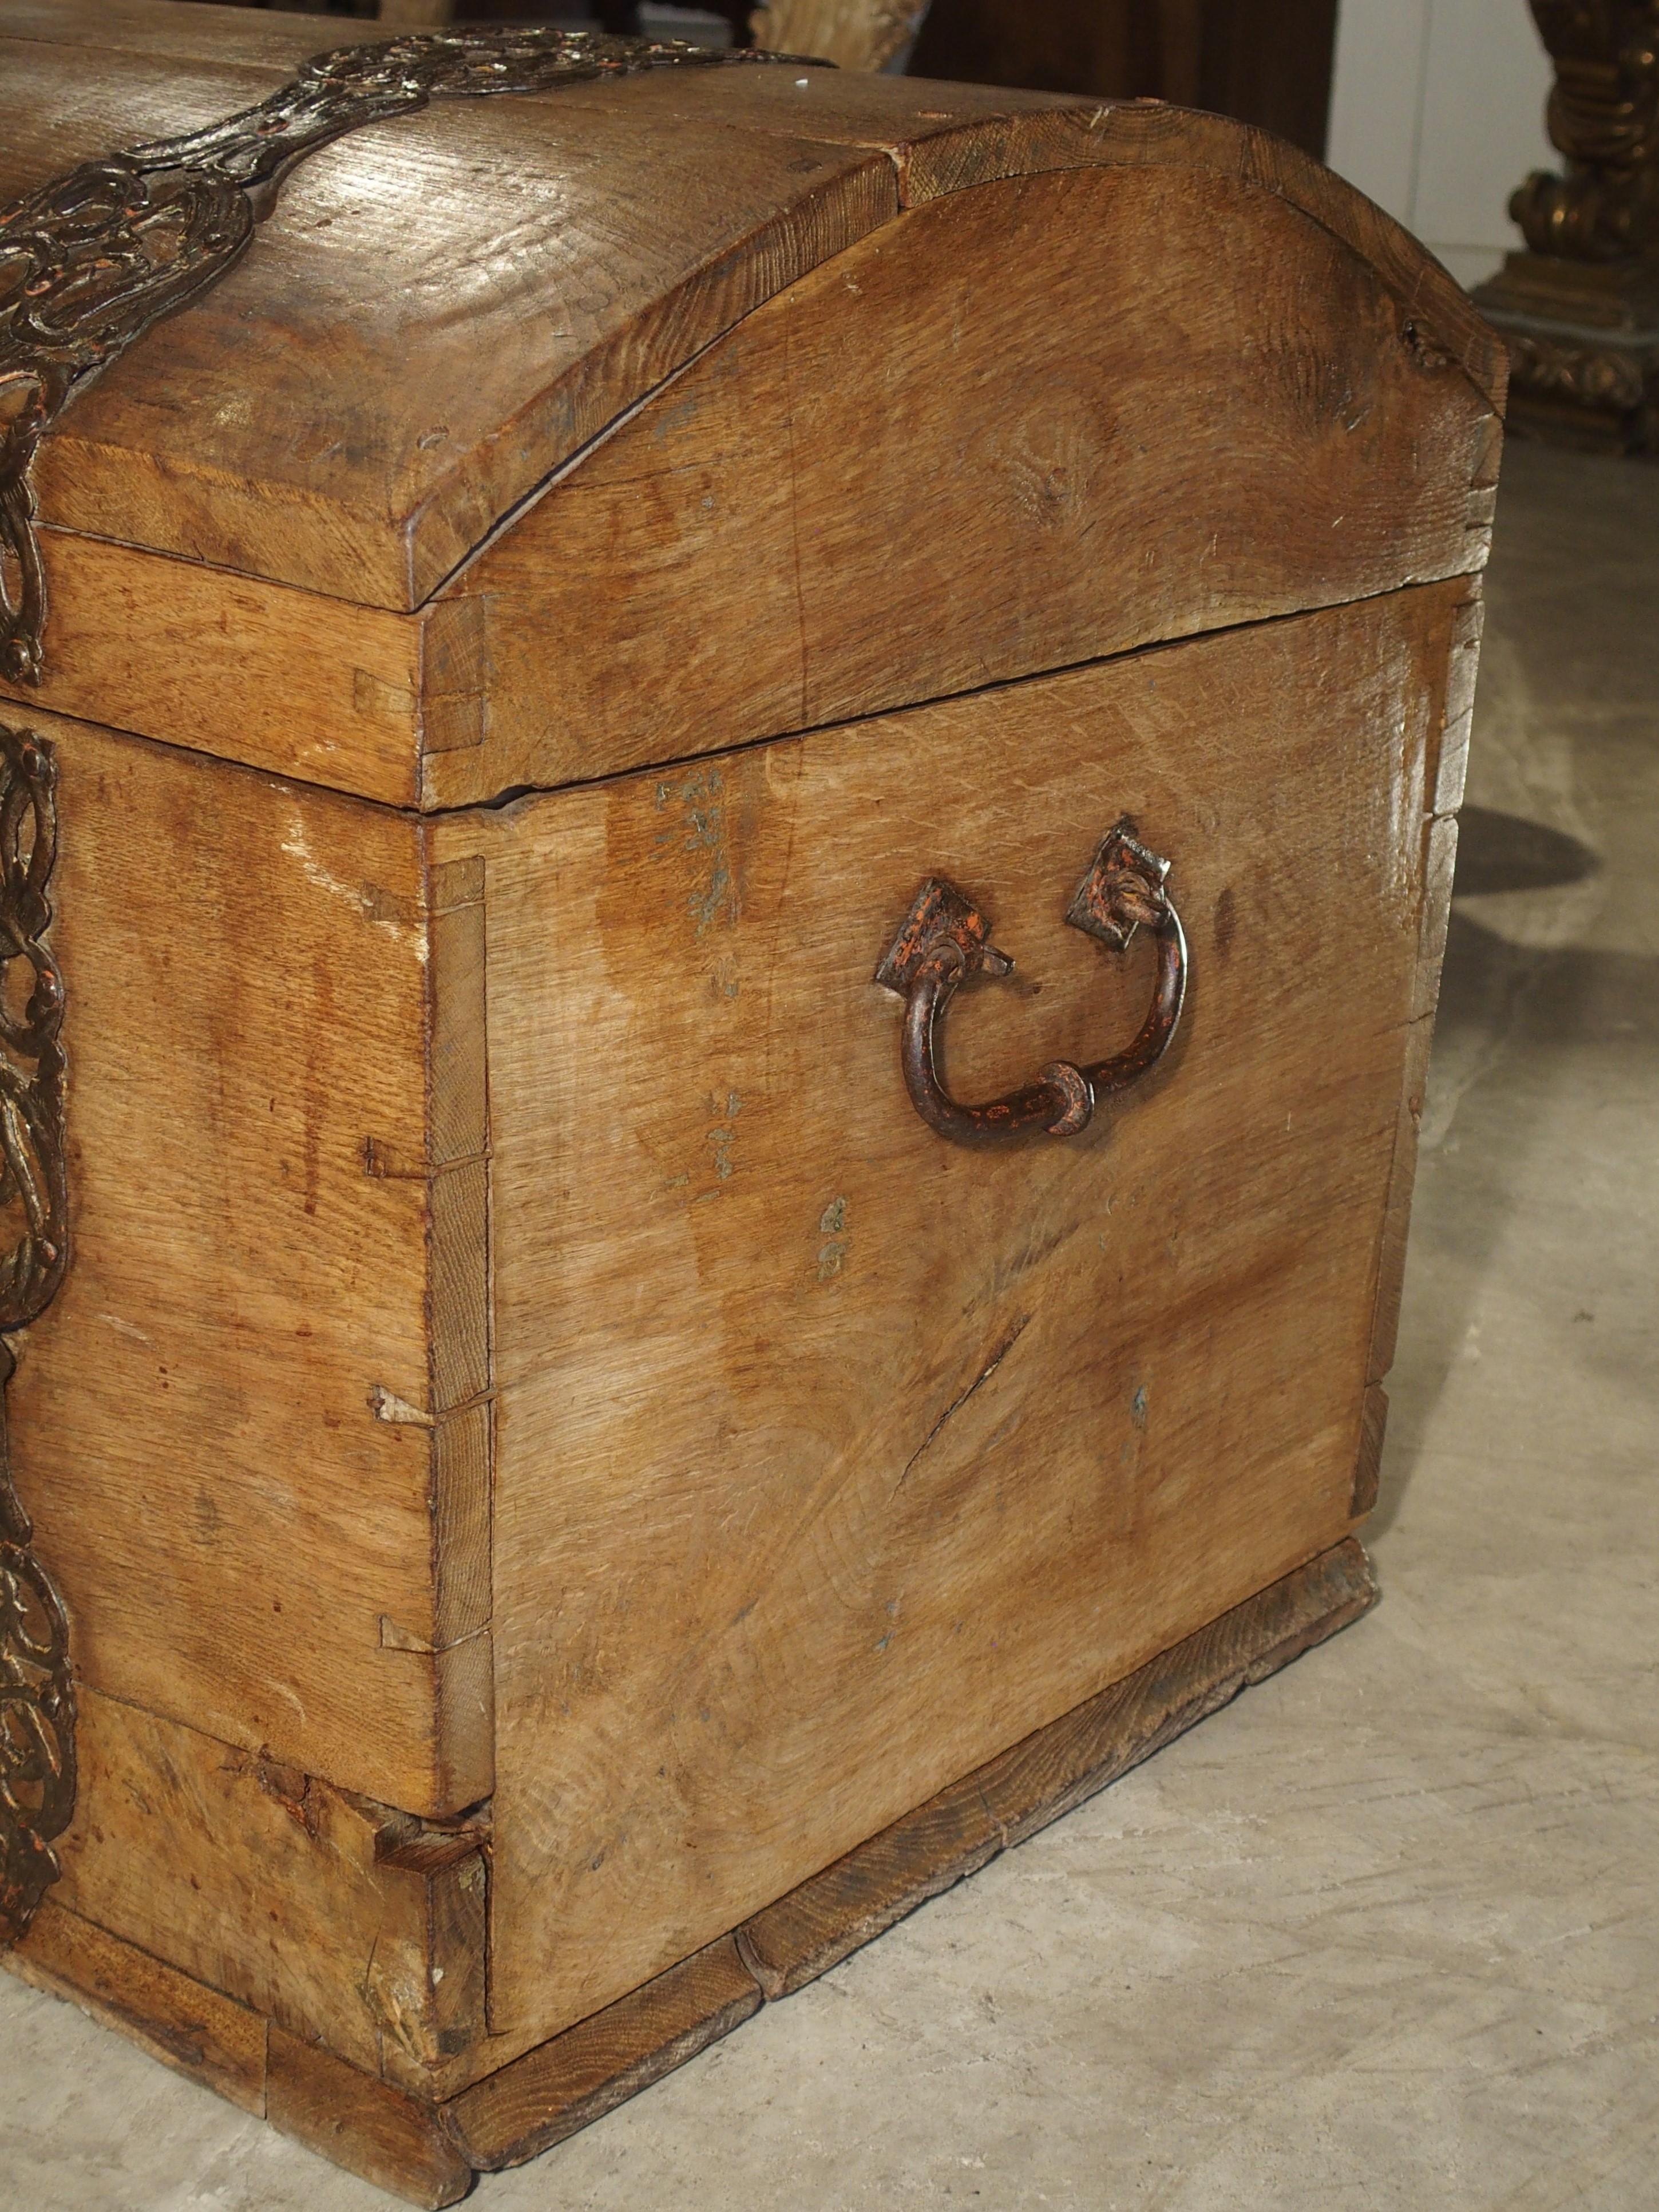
[0,0,339,71]
[1368,1004,1438,1394]
[513,66,1500,404]
[8,1895,268,2115]
[1350,1385,1388,1519]
[0,9,1498,644]
[1360,579,1480,1401]
[0,21,900,608]
[435,581,1460,2043]
[423,160,1498,809]
[50,1685,488,2095]
[738,1537,1376,1995]
[4,705,488,1815]
[441,1937,762,2170]
[0,528,426,810]
[422,853,496,1743]
[0,22,1499,818]
[268,2024,474,2209]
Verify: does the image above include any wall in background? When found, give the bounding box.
[910,1,1339,160]
[1327,0,1554,288]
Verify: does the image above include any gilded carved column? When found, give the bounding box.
[1474,3,1659,449]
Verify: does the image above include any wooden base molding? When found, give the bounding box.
[5,1540,1375,2206]
[442,1937,765,2174]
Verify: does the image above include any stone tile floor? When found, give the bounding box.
[3,438,1654,2209]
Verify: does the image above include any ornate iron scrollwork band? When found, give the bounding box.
[0,26,804,685]
[0,720,70,1948]
[876,820,1187,1148]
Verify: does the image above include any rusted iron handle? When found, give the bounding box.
[873,820,1187,1149]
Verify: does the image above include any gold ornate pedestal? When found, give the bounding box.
[1474,2,1659,452]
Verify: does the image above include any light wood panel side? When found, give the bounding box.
[2,707,480,1814]
[1361,581,1483,1403]
[422,163,1499,808]
[441,583,1457,2042]
[0,529,426,810]
[49,1687,488,2097]
[736,1538,1377,1998]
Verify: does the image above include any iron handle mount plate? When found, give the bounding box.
[874,819,1187,1148]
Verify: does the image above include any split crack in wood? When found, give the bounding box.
[897,1314,1031,1489]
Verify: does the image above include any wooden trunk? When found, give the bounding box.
[0,5,1502,2201]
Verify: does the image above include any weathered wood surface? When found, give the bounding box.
[46,1685,488,2096]
[0,0,336,68]
[0,15,1499,808]
[442,1936,762,2170]
[738,1537,1376,1996]
[4,1538,1372,2199]
[9,1897,474,2202]
[1,132,1500,814]
[435,580,1463,2044]
[9,1895,268,2115]
[268,2024,474,2209]
[457,65,1497,409]
[3,703,490,1818]
[422,159,1499,808]
[1350,1384,1389,1519]
[1365,580,1484,1395]
[0,529,428,808]
[0,5,908,606]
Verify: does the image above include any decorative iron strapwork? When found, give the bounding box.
[0,26,802,684]
[0,722,70,1948]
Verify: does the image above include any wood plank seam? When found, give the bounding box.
[6,1897,271,2118]
[3,1539,1375,2195]
[2,387,1502,820]
[422,850,495,1811]
[425,578,1488,822]
[1361,575,1484,1399]
[730,1539,1376,2005]
[5,560,1496,821]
